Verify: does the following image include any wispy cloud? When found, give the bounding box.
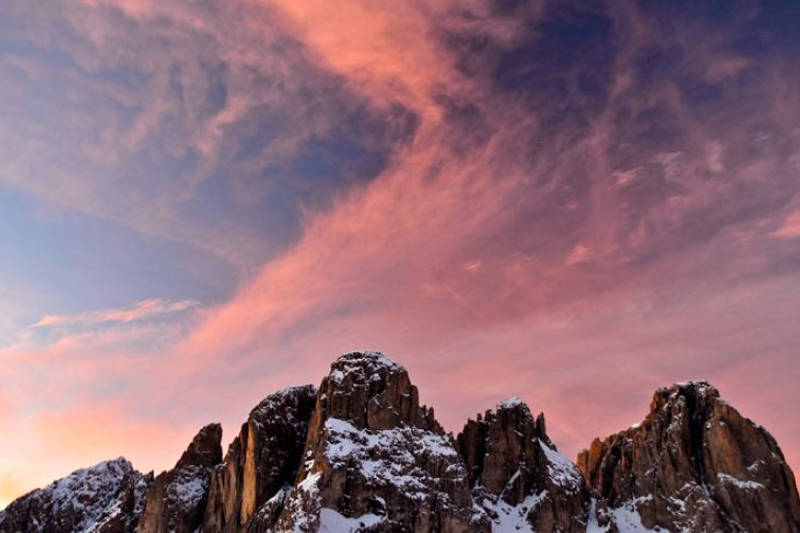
[0,0,414,274]
[30,298,199,329]
[774,211,800,239]
[1,0,799,506]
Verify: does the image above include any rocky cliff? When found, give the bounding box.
[577,381,800,533]
[2,353,799,533]
[201,385,317,532]
[137,423,223,533]
[273,351,473,532]
[458,398,587,532]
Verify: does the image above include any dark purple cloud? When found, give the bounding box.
[1,0,799,507]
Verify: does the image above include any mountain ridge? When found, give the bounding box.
[2,351,798,532]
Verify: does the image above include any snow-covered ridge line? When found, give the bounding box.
[0,458,149,533]
[4,353,799,533]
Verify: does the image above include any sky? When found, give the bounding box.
[1,0,799,508]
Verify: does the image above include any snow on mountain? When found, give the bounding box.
[3,356,799,533]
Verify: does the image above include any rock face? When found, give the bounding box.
[201,385,317,532]
[3,356,800,533]
[458,398,587,532]
[0,458,151,533]
[578,381,800,532]
[274,351,474,532]
[136,423,222,533]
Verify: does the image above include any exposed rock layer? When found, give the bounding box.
[274,351,474,532]
[458,398,588,532]
[578,381,800,532]
[136,423,223,533]
[201,385,317,533]
[2,355,799,533]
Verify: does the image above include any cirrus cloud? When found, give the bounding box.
[1,0,799,507]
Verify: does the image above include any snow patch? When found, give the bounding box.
[497,397,525,409]
[322,417,461,501]
[0,458,146,533]
[170,475,206,508]
[331,351,403,378]
[538,441,582,490]
[717,473,765,491]
[587,499,610,533]
[472,488,548,533]
[298,471,322,494]
[318,508,384,532]
[607,502,662,532]
[589,499,668,533]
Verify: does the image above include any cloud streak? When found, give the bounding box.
[30,298,198,329]
[1,0,799,506]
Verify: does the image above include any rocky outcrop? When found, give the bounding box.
[201,385,317,533]
[4,356,800,533]
[308,350,441,435]
[578,381,800,532]
[458,397,587,532]
[0,458,151,533]
[274,351,474,532]
[136,423,222,533]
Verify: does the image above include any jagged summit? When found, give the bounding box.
[458,397,585,532]
[579,379,800,532]
[2,353,799,533]
[496,396,528,410]
[653,379,720,406]
[0,457,151,533]
[622,380,721,431]
[202,384,317,532]
[175,423,223,470]
[273,350,470,531]
[329,350,404,375]
[137,424,223,533]
[314,349,438,433]
[248,384,318,425]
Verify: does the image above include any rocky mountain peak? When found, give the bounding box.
[579,381,800,532]
[314,350,439,433]
[273,351,473,532]
[3,358,799,533]
[176,423,223,470]
[136,424,223,533]
[458,398,587,532]
[201,384,317,532]
[650,380,719,421]
[0,458,151,533]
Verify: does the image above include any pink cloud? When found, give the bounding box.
[31,298,198,328]
[774,211,800,238]
[2,0,800,506]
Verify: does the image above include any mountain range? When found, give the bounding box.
[1,351,798,532]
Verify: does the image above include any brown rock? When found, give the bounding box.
[578,381,800,532]
[201,385,317,533]
[309,350,440,434]
[274,351,473,532]
[458,398,587,532]
[7,360,800,533]
[136,423,222,533]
